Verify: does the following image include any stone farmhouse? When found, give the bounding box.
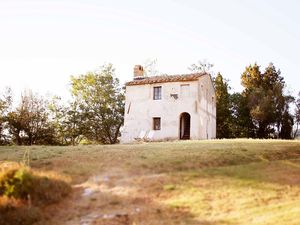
[120,65,216,143]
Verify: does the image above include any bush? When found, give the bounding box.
[0,164,71,205]
[0,168,33,199]
[0,163,71,225]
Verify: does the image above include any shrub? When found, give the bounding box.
[0,164,71,205]
[0,168,33,199]
[0,163,72,225]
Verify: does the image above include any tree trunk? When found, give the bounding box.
[113,123,122,144]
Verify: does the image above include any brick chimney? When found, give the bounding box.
[133,65,144,80]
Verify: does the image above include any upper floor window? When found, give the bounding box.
[153,86,162,100]
[180,84,190,97]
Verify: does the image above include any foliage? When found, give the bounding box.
[214,73,232,138]
[241,63,293,138]
[0,88,12,145]
[0,165,71,205]
[49,97,86,145]
[230,92,255,138]
[280,110,294,139]
[294,92,300,138]
[0,62,297,144]
[0,168,33,199]
[71,63,125,144]
[6,91,57,145]
[0,162,71,225]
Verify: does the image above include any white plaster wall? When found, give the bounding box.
[121,75,216,143]
[197,75,216,139]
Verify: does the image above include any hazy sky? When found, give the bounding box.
[0,0,299,99]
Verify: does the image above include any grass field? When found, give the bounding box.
[1,139,300,225]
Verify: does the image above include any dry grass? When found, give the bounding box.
[0,162,71,225]
[0,196,41,225]
[1,139,300,225]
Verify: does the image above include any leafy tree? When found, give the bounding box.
[241,63,293,138]
[230,92,255,138]
[71,64,124,144]
[0,88,12,145]
[7,91,56,145]
[279,110,294,139]
[49,97,86,145]
[294,92,300,138]
[214,73,232,138]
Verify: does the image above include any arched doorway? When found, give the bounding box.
[179,112,191,140]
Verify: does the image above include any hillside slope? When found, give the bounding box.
[1,139,300,225]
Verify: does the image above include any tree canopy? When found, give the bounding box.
[241,63,293,138]
[70,63,125,144]
[214,73,231,138]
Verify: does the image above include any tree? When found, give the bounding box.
[241,63,293,138]
[279,110,294,139]
[188,59,214,73]
[71,64,125,144]
[0,88,12,145]
[294,92,300,138]
[230,92,255,138]
[49,97,86,145]
[214,73,232,138]
[6,90,56,145]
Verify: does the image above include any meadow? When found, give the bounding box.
[1,139,300,225]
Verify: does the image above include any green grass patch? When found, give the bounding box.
[163,184,176,191]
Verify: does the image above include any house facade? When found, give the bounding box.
[120,65,216,143]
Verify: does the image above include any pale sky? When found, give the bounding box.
[0,0,299,99]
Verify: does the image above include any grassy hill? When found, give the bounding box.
[1,139,300,225]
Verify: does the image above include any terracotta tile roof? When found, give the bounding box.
[126,73,207,86]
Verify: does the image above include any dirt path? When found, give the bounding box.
[42,168,191,225]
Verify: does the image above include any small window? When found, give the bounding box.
[153,117,161,130]
[153,86,162,100]
[180,84,190,97]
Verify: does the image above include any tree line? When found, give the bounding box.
[0,64,124,145]
[0,62,299,146]
[213,63,300,139]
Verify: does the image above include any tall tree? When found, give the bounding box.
[0,88,12,145]
[71,64,125,144]
[230,92,254,138]
[214,73,232,138]
[279,110,294,139]
[294,92,300,138]
[241,63,293,138]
